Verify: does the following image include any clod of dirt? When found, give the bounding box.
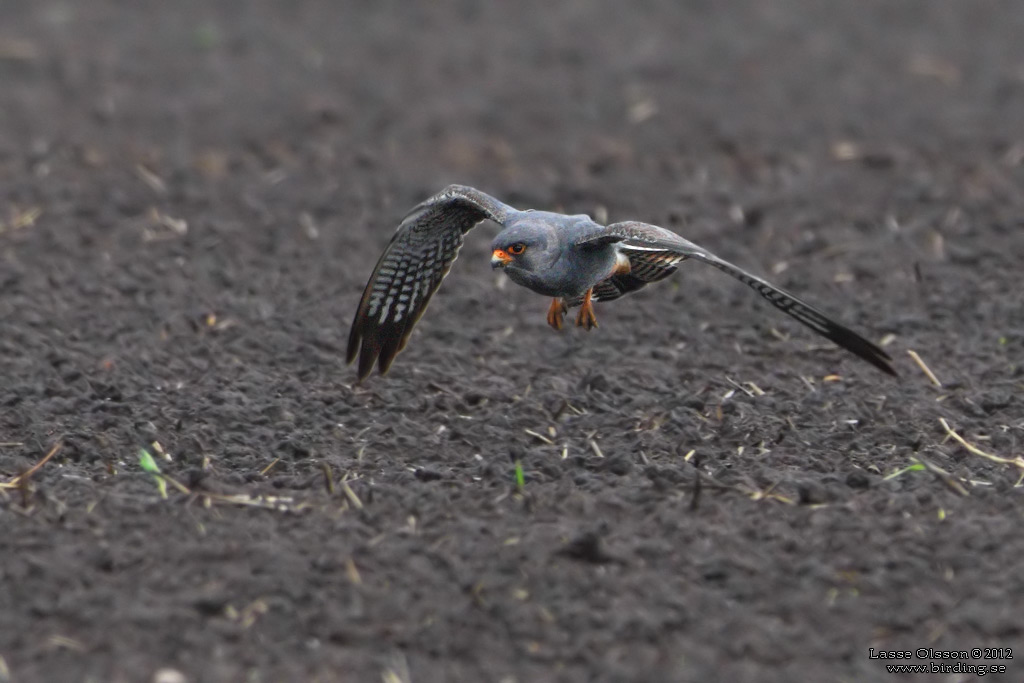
[413,467,444,482]
[797,480,828,505]
[557,531,618,564]
[845,471,872,489]
[277,438,311,458]
[978,391,1012,414]
[579,372,610,393]
[134,421,160,440]
[644,465,686,486]
[185,468,207,489]
[603,455,633,476]
[700,560,730,582]
[89,547,116,573]
[189,591,231,617]
[185,468,232,494]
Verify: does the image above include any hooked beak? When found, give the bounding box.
[491,248,512,269]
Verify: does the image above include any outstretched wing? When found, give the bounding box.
[347,185,514,380]
[589,250,683,303]
[578,221,897,376]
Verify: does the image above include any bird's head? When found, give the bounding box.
[491,221,556,272]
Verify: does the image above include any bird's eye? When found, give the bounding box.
[508,243,526,255]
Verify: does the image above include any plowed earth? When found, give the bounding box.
[1,2,1023,681]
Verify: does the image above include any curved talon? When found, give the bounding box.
[546,298,568,330]
[575,288,598,330]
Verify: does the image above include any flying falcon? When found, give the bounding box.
[347,185,896,380]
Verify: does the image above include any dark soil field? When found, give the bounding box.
[2,1,1023,681]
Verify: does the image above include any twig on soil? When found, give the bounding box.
[150,440,171,461]
[163,477,190,495]
[321,462,335,494]
[381,651,412,683]
[913,455,970,496]
[202,492,306,512]
[907,349,942,387]
[341,475,364,510]
[141,208,188,242]
[0,206,42,235]
[225,599,269,629]
[1,441,62,489]
[524,428,554,445]
[346,558,362,585]
[259,457,280,476]
[726,376,764,397]
[939,418,1024,473]
[551,399,584,421]
[739,480,795,505]
[135,164,167,194]
[46,634,87,653]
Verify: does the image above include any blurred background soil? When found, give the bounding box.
[1,1,1022,681]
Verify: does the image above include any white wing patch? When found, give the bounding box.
[618,243,664,251]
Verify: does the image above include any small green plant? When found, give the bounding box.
[139,448,168,499]
[514,459,525,492]
[882,462,925,481]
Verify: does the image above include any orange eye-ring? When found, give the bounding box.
[508,243,526,255]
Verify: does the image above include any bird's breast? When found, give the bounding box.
[504,266,565,298]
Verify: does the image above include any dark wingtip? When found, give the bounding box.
[869,353,899,378]
[355,333,382,382]
[841,336,898,377]
[346,331,360,367]
[838,334,899,378]
[378,353,396,377]
[346,301,367,366]
[376,329,403,377]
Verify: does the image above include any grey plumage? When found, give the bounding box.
[493,212,619,299]
[347,184,896,380]
[346,186,510,380]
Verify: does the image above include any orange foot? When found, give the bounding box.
[575,288,598,330]
[546,298,568,330]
